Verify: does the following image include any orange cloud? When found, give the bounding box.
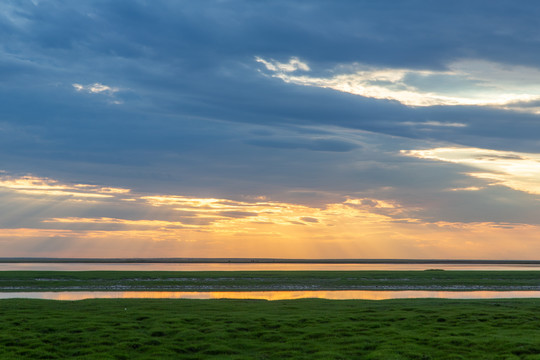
[0,175,131,199]
[2,172,539,259]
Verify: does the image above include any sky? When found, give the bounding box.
[2,0,540,259]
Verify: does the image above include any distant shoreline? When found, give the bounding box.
[1,258,540,264]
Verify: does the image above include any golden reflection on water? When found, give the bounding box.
[2,290,540,301]
[4,263,540,271]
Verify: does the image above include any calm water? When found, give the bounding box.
[2,263,540,271]
[2,290,540,300]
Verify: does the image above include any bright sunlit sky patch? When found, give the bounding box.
[2,0,540,259]
[257,58,540,109]
[403,148,540,195]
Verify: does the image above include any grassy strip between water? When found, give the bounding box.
[1,298,540,359]
[1,270,540,291]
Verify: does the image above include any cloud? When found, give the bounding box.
[2,171,540,258]
[43,217,187,229]
[448,186,484,192]
[73,83,119,95]
[401,121,467,128]
[255,56,310,73]
[402,147,540,195]
[257,57,540,110]
[4,0,540,258]
[0,174,130,199]
[217,211,259,218]
[0,172,416,230]
[246,137,359,152]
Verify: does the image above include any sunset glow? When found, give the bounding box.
[1,172,539,259]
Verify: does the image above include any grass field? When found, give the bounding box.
[2,270,540,291]
[1,298,540,359]
[2,271,540,358]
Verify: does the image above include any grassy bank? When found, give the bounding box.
[1,270,540,291]
[1,298,540,359]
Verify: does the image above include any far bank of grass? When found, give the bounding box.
[1,270,540,291]
[1,298,540,359]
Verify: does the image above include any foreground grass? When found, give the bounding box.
[2,270,540,291]
[1,298,540,359]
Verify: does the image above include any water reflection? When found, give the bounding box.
[2,290,540,301]
[3,263,540,271]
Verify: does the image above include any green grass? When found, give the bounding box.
[1,298,540,359]
[2,270,540,291]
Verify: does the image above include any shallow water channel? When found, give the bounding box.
[2,290,540,301]
[4,262,540,271]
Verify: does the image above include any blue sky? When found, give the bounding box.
[2,0,540,259]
